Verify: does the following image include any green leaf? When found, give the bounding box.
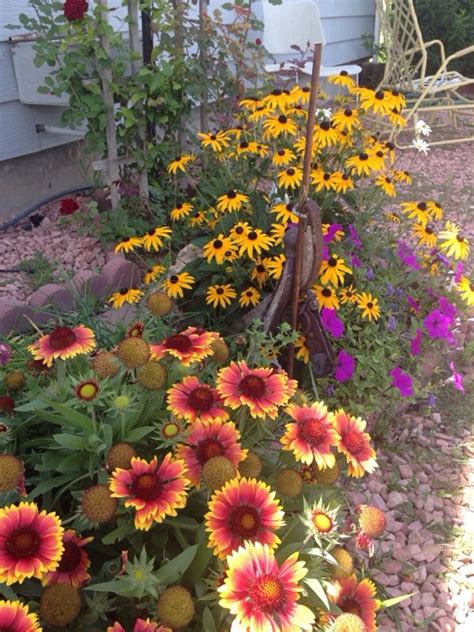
[381,591,418,608]
[29,473,76,499]
[305,577,330,610]
[84,578,121,593]
[154,545,198,585]
[123,426,154,442]
[39,400,94,432]
[202,607,218,632]
[53,433,87,450]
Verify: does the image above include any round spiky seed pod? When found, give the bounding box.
[330,547,354,580]
[0,454,23,492]
[359,505,387,538]
[81,484,117,524]
[157,586,195,629]
[331,613,367,632]
[238,451,262,478]
[146,292,174,317]
[202,456,237,491]
[116,337,150,369]
[210,338,230,364]
[275,468,303,498]
[136,361,167,390]
[314,461,340,485]
[40,584,81,627]
[107,443,137,471]
[4,370,25,392]
[91,351,121,378]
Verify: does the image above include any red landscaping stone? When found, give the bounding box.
[0,300,34,335]
[72,269,96,292]
[89,259,141,300]
[99,304,138,327]
[28,283,75,311]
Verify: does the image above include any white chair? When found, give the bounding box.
[261,1,361,82]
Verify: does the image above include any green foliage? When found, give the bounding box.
[414,0,474,76]
[19,251,58,290]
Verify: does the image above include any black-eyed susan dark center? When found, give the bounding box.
[227,190,237,199]
[323,173,331,181]
[216,288,225,295]
[417,202,427,211]
[213,239,223,249]
[375,91,385,100]
[344,109,353,117]
[169,275,179,284]
[278,115,288,124]
[328,257,337,266]
[322,288,332,297]
[320,121,331,131]
[359,153,369,161]
[248,231,258,241]
[286,168,295,176]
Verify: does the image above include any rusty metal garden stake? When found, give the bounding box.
[287,43,323,378]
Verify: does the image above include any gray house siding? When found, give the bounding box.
[0,0,375,163]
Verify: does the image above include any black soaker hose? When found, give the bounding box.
[0,185,96,232]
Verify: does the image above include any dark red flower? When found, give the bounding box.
[63,0,89,22]
[59,197,80,215]
[255,38,262,46]
[0,396,15,415]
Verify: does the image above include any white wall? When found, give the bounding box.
[0,0,375,162]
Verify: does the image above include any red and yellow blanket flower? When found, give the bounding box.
[42,529,93,587]
[280,402,339,468]
[328,575,378,632]
[167,376,229,424]
[205,478,285,559]
[27,324,95,367]
[109,455,189,531]
[150,327,216,366]
[175,419,247,488]
[219,541,315,632]
[0,599,41,632]
[216,361,297,419]
[0,502,64,585]
[108,619,171,632]
[333,410,377,477]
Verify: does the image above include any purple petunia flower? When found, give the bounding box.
[424,309,452,341]
[438,296,457,323]
[455,262,464,284]
[449,361,465,394]
[335,350,356,382]
[386,315,397,331]
[323,223,344,244]
[410,329,423,356]
[427,393,437,408]
[390,366,414,397]
[385,283,395,296]
[397,240,421,270]
[365,267,375,281]
[321,308,344,338]
[0,342,12,365]
[351,254,362,268]
[322,246,330,261]
[348,224,362,248]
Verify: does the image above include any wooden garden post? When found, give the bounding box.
[127,0,149,198]
[98,0,120,209]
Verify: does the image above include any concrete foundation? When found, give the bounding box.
[0,141,94,223]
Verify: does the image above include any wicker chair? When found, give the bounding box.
[376,0,474,146]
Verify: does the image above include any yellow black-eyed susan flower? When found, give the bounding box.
[239,287,261,308]
[340,284,358,305]
[270,202,299,223]
[250,258,269,286]
[295,335,310,364]
[400,201,430,225]
[262,87,294,111]
[345,151,379,176]
[203,234,237,264]
[216,190,249,213]
[367,147,386,171]
[293,136,318,158]
[188,210,207,227]
[141,226,172,251]
[313,284,340,310]
[375,174,396,197]
[206,284,237,308]
[277,166,303,189]
[387,212,401,223]
[272,148,296,167]
[248,105,274,122]
[383,141,396,163]
[312,170,338,192]
[357,292,381,321]
[167,154,195,174]
[333,171,354,193]
[328,71,356,90]
[290,84,311,105]
[197,130,230,152]
[229,221,251,242]
[331,108,360,132]
[439,221,470,260]
[358,88,393,115]
[170,202,193,221]
[234,140,260,157]
[239,96,262,112]
[388,89,406,110]
[456,276,474,306]
[313,121,339,148]
[115,236,142,253]
[269,222,286,245]
[144,264,166,285]
[163,272,195,299]
[412,223,437,248]
[108,287,143,309]
[393,170,412,184]
[235,227,273,259]
[263,114,298,138]
[426,200,443,221]
[319,255,352,286]
[265,254,286,280]
[388,107,407,128]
